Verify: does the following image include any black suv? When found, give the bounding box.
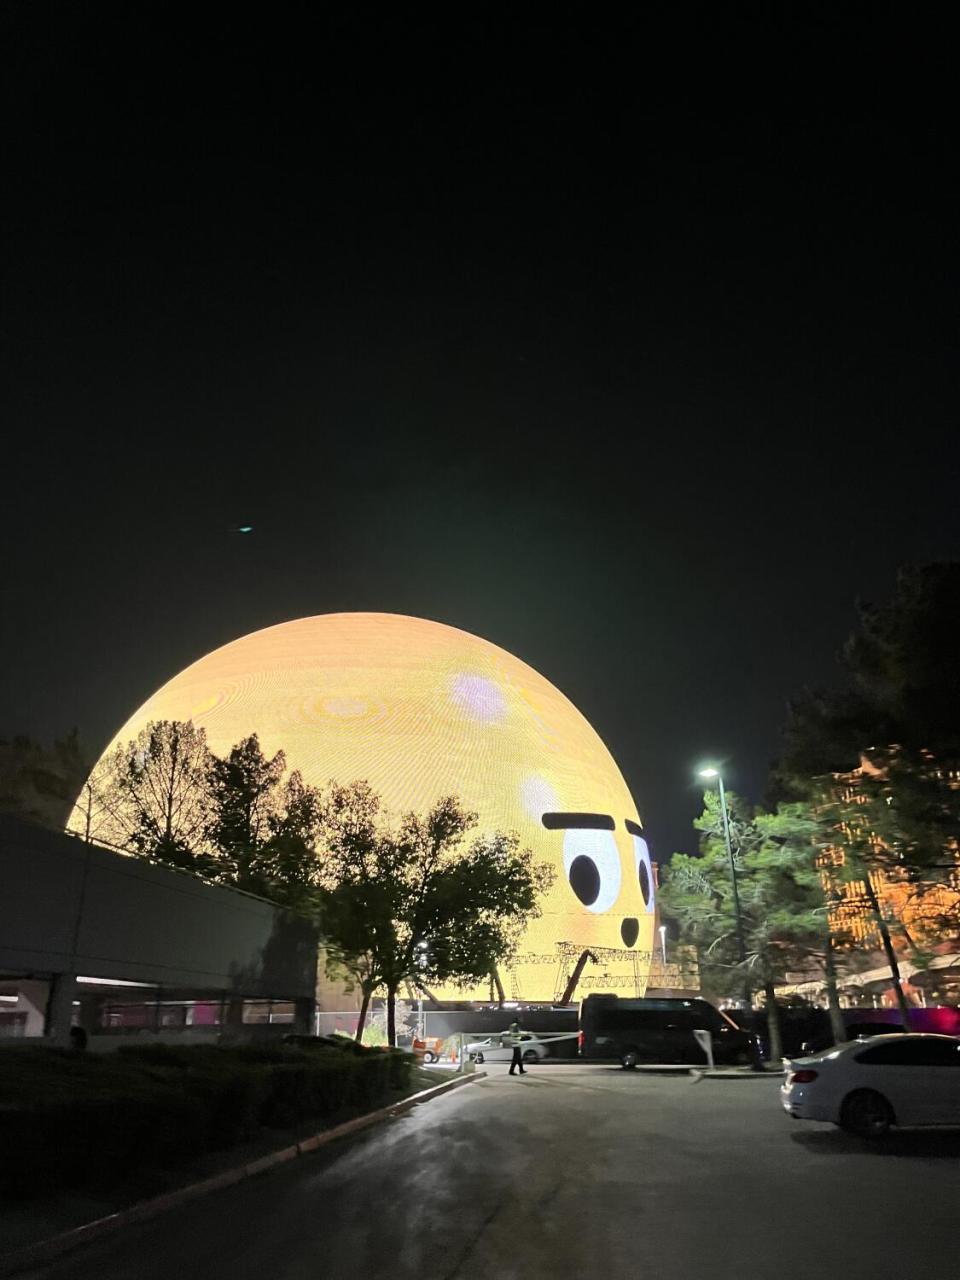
[579,995,757,1068]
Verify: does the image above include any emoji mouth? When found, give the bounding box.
[620,918,639,948]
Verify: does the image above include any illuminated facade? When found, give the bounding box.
[816,757,960,1006]
[822,757,959,947]
[73,614,655,1001]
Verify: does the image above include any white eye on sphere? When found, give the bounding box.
[562,829,621,914]
[632,835,655,911]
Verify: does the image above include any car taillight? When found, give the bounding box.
[789,1069,818,1084]
[578,1030,584,1051]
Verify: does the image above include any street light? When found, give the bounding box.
[658,924,667,965]
[698,766,750,1009]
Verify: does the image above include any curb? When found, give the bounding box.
[691,1068,786,1080]
[0,1072,485,1278]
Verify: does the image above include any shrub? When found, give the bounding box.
[0,1082,207,1197]
[261,1058,353,1127]
[282,1034,369,1056]
[385,1048,413,1091]
[0,1041,415,1197]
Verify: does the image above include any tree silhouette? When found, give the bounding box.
[96,720,216,874]
[317,785,553,1044]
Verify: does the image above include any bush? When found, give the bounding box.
[0,1041,415,1197]
[282,1034,369,1056]
[0,1079,207,1197]
[261,1058,352,1127]
[384,1048,412,1091]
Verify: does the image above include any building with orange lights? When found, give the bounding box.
[817,756,960,1008]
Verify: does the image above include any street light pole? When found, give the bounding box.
[699,768,751,1010]
[716,773,748,974]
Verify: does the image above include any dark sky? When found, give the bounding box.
[2,4,957,858]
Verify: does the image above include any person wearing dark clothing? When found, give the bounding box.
[506,1020,526,1075]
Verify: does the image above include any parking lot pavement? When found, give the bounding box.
[28,1063,960,1280]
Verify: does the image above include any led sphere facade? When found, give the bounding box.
[77,614,655,1000]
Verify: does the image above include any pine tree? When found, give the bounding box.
[661,792,830,1059]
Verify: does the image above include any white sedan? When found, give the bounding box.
[466,1032,549,1064]
[781,1033,960,1138]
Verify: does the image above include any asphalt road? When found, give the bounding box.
[26,1063,960,1280]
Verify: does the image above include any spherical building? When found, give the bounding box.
[76,614,655,1001]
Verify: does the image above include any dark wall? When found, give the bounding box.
[0,816,317,999]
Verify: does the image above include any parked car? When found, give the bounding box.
[579,995,758,1068]
[781,1033,960,1137]
[466,1032,549,1064]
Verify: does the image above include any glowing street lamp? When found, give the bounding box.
[658,924,667,965]
[697,766,750,1008]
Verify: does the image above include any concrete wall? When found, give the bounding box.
[0,815,318,1000]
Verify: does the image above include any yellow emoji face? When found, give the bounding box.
[73,614,655,999]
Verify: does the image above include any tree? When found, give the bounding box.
[385,811,552,1044]
[661,792,829,1060]
[742,804,834,1058]
[1,730,92,830]
[79,724,325,908]
[316,781,410,1042]
[316,785,553,1045]
[321,876,392,1042]
[94,720,216,874]
[72,751,115,845]
[812,750,960,1028]
[841,563,960,758]
[207,734,286,886]
[852,749,960,932]
[779,563,960,778]
[661,788,760,1004]
[205,734,324,906]
[255,769,325,910]
[775,564,960,1021]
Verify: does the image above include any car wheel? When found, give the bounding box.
[475,1052,484,1064]
[523,1049,538,1064]
[733,1050,752,1067]
[424,1051,436,1064]
[840,1089,894,1139]
[621,1048,638,1070]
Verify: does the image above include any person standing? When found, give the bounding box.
[506,1020,526,1075]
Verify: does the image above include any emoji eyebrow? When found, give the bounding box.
[625,819,644,837]
[541,813,615,831]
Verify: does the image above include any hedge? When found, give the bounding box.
[0,1040,412,1197]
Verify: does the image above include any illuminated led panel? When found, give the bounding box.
[73,614,655,1000]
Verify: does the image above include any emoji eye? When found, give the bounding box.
[632,835,655,911]
[562,829,621,913]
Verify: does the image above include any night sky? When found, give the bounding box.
[2,5,957,858]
